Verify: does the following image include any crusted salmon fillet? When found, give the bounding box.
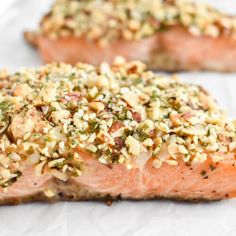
[25,0,236,71]
[0,58,236,205]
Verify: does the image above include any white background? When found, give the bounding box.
[0,1,236,236]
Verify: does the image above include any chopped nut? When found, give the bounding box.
[51,169,69,181]
[192,153,207,164]
[206,143,219,152]
[100,62,110,74]
[96,76,109,89]
[114,56,126,66]
[44,188,56,198]
[125,136,141,156]
[143,138,153,147]
[86,144,98,153]
[178,145,188,154]
[98,156,108,164]
[13,84,32,98]
[9,152,21,161]
[89,101,105,112]
[51,110,71,124]
[122,92,139,108]
[212,154,224,163]
[48,158,65,168]
[229,142,236,152]
[35,161,47,176]
[182,126,207,136]
[189,26,201,36]
[128,20,141,31]
[167,143,179,159]
[89,87,98,98]
[153,159,162,168]
[205,25,219,38]
[0,169,11,179]
[166,159,178,166]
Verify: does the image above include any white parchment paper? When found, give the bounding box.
[0,1,236,235]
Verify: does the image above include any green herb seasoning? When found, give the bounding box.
[0,58,235,187]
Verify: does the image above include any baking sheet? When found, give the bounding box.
[0,1,236,235]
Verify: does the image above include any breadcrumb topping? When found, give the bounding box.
[39,0,236,43]
[0,58,235,187]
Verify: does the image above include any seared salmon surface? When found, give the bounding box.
[0,58,236,204]
[25,0,236,71]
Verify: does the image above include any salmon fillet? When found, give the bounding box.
[0,58,236,204]
[25,0,236,71]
